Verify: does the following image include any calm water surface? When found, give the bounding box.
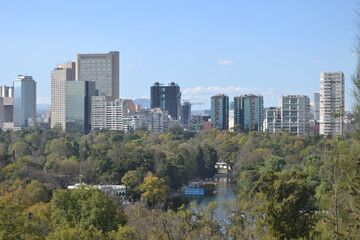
[171,176,236,217]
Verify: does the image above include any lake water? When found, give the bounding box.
[169,176,236,216]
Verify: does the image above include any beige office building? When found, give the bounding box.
[51,62,75,130]
[76,51,119,100]
[320,72,345,136]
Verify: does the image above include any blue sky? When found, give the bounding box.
[0,0,358,110]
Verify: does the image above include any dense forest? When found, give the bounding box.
[0,124,359,239]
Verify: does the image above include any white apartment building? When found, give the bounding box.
[281,95,310,135]
[122,116,140,132]
[320,72,344,136]
[148,108,169,134]
[263,95,310,135]
[51,62,75,130]
[263,107,282,133]
[91,96,123,131]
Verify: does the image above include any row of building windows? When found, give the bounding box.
[79,59,111,63]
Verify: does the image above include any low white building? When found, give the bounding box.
[68,183,126,197]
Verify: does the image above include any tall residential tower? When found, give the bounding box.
[211,94,229,130]
[234,94,264,131]
[280,95,310,135]
[320,72,345,136]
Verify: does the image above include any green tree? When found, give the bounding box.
[24,132,41,151]
[0,181,51,239]
[249,170,317,239]
[139,172,169,207]
[51,188,125,233]
[46,228,102,240]
[8,142,31,159]
[44,138,71,157]
[197,145,218,179]
[107,225,137,240]
[260,154,286,173]
[121,169,144,200]
[0,199,27,239]
[316,140,360,239]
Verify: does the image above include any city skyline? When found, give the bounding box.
[0,1,358,110]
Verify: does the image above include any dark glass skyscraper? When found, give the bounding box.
[150,82,181,119]
[181,101,192,127]
[13,75,36,130]
[65,81,95,134]
[211,94,229,130]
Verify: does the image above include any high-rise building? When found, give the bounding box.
[0,86,13,129]
[280,95,310,135]
[320,72,345,136]
[181,101,191,128]
[91,96,111,130]
[148,108,170,134]
[76,51,119,100]
[91,96,123,131]
[234,94,264,131]
[263,107,282,133]
[314,92,320,121]
[51,62,75,130]
[65,81,95,134]
[211,94,229,130]
[13,75,36,130]
[150,82,181,119]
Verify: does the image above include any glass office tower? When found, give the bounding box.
[13,75,36,130]
[65,81,95,134]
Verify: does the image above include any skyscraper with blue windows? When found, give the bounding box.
[234,94,264,132]
[211,94,229,130]
[65,81,95,134]
[13,75,36,130]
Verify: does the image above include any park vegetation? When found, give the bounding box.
[0,124,359,239]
